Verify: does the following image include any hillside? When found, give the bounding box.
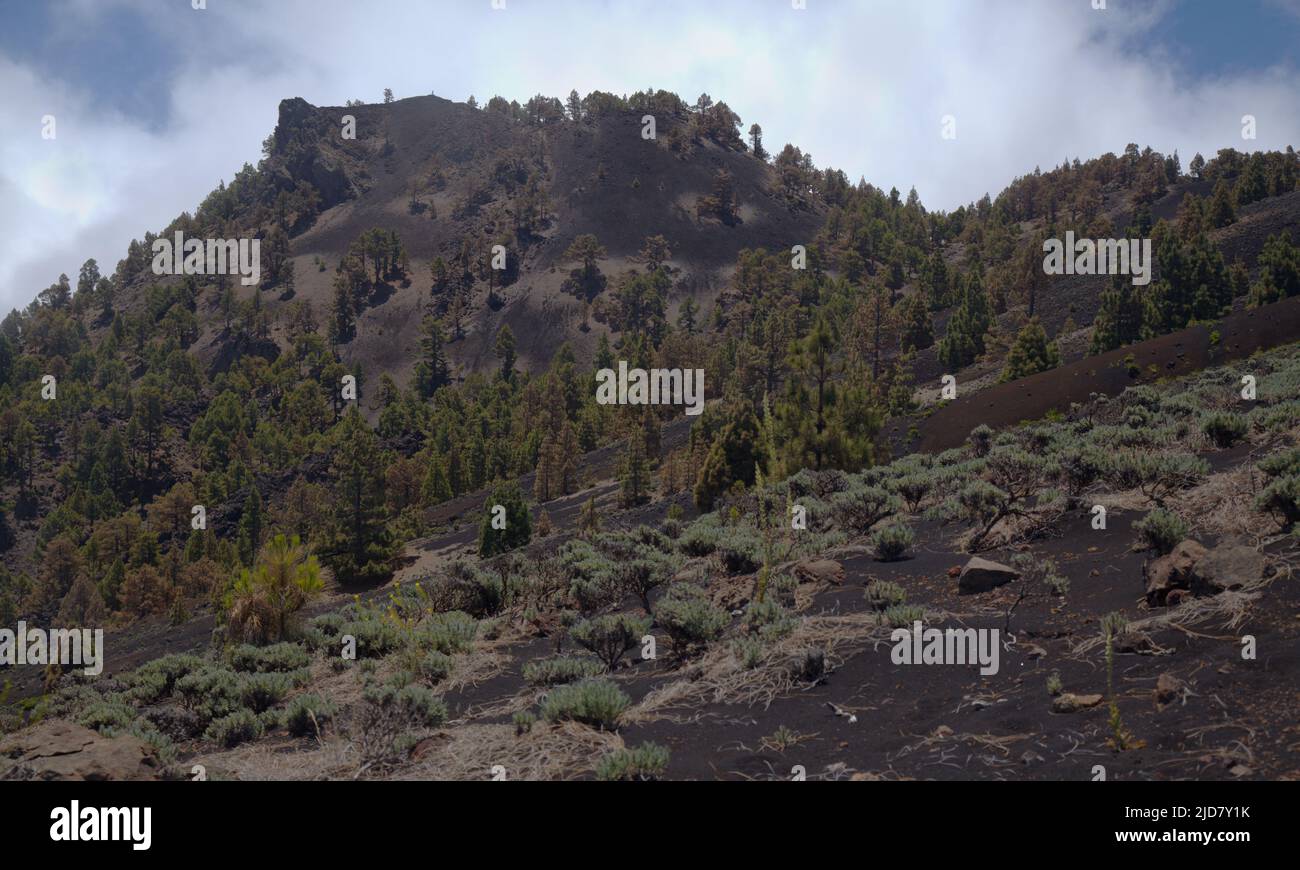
[2,88,1300,781]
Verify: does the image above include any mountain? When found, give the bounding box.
[2,90,1300,781]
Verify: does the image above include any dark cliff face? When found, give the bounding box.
[270,97,353,209]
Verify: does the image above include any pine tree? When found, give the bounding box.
[937,269,991,370]
[577,496,600,537]
[322,409,393,585]
[748,123,766,160]
[422,452,452,505]
[494,324,516,381]
[237,486,263,567]
[1249,231,1300,306]
[415,316,450,398]
[676,297,699,333]
[619,434,651,508]
[1207,179,1236,228]
[329,280,355,344]
[1090,273,1144,353]
[478,481,531,557]
[694,401,762,511]
[1000,318,1061,382]
[898,291,933,351]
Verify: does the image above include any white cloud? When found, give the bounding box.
[1,0,1296,313]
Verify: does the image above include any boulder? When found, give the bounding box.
[1051,693,1104,714]
[0,720,168,781]
[1192,545,1264,595]
[794,559,845,586]
[958,557,1019,594]
[1144,539,1207,606]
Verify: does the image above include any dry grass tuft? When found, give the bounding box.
[625,609,927,723]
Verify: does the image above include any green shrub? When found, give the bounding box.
[175,666,244,724]
[238,672,294,713]
[614,549,681,613]
[341,614,404,659]
[1202,412,1248,448]
[558,539,620,611]
[205,709,263,747]
[412,650,450,685]
[1134,508,1188,554]
[1104,451,1209,504]
[1057,446,1107,495]
[365,682,447,728]
[522,656,605,686]
[731,636,766,669]
[742,598,796,640]
[355,680,448,762]
[229,642,311,673]
[76,698,138,734]
[677,516,722,557]
[431,562,505,617]
[303,612,346,651]
[1260,446,1300,478]
[513,711,536,735]
[656,588,728,655]
[865,580,906,611]
[540,679,630,729]
[884,604,924,628]
[596,742,670,781]
[715,525,763,574]
[415,610,477,654]
[891,474,933,512]
[284,693,337,737]
[1257,475,1300,527]
[870,521,914,561]
[831,486,899,533]
[570,613,651,670]
[123,654,205,703]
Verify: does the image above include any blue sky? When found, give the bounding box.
[1,0,1298,312]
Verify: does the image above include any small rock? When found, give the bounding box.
[1020,750,1045,765]
[958,556,1019,594]
[1026,645,1048,660]
[1051,692,1104,714]
[1192,545,1264,595]
[794,559,845,586]
[1166,588,1187,607]
[1144,539,1207,606]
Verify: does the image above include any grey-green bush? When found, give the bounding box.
[570,613,651,670]
[284,693,337,737]
[1134,508,1188,554]
[870,521,914,561]
[522,656,605,686]
[540,679,630,729]
[596,742,670,781]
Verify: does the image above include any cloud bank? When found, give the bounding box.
[1,0,1297,313]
